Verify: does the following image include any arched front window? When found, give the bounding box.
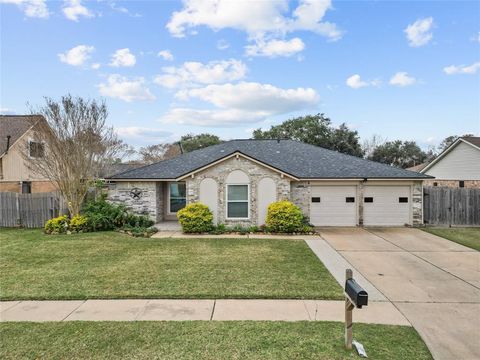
[226,170,249,219]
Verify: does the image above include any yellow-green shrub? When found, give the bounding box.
[265,200,305,233]
[44,215,70,234]
[177,203,214,233]
[69,215,88,233]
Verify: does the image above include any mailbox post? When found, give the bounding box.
[344,269,368,350]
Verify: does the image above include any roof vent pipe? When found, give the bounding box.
[5,135,11,154]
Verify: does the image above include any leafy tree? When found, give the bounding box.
[252,114,364,157]
[368,140,431,168]
[180,133,222,153]
[24,95,125,215]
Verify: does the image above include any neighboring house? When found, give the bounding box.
[0,115,56,193]
[108,139,431,227]
[415,136,480,188]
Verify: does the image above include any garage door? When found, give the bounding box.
[363,186,411,226]
[310,186,357,226]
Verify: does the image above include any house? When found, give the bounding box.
[0,115,57,193]
[108,139,431,227]
[416,136,480,188]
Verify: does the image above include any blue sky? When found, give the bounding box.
[1,0,479,149]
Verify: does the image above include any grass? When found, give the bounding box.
[422,227,480,251]
[0,228,342,300]
[0,321,432,360]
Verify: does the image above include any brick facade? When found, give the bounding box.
[423,179,480,188]
[0,180,57,193]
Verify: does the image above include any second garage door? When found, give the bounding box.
[363,186,411,226]
[310,186,357,226]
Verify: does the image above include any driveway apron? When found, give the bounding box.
[319,227,480,360]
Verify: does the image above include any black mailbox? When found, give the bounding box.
[345,279,368,308]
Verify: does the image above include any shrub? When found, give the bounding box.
[177,203,214,233]
[45,215,70,234]
[265,200,304,233]
[69,215,88,233]
[82,197,128,231]
[210,223,226,235]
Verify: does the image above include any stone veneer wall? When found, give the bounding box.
[412,181,423,226]
[290,181,311,219]
[107,181,159,222]
[186,156,290,226]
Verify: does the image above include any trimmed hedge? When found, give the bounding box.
[177,203,214,233]
[266,200,308,233]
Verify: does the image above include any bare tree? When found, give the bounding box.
[362,134,386,158]
[138,142,181,164]
[23,95,125,216]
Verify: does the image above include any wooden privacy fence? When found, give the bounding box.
[423,187,480,226]
[0,192,68,228]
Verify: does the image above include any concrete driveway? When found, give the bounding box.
[318,227,480,360]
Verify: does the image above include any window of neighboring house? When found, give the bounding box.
[433,182,438,187]
[22,181,32,194]
[364,197,374,203]
[346,197,355,203]
[227,184,249,219]
[29,140,45,158]
[459,181,465,188]
[399,197,409,203]
[168,182,186,213]
[0,157,3,179]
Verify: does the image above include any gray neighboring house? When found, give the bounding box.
[108,139,432,227]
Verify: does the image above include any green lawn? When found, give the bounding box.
[422,227,480,251]
[0,229,342,300]
[0,321,432,360]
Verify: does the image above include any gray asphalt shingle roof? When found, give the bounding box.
[111,139,431,180]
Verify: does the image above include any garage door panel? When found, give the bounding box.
[364,186,411,226]
[310,186,357,226]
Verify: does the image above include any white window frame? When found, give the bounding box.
[167,182,187,215]
[226,183,250,220]
[28,139,45,159]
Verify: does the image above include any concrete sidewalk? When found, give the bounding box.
[0,299,410,325]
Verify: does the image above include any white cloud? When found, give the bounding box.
[346,74,380,89]
[110,48,136,67]
[389,72,417,87]
[245,37,305,57]
[116,127,172,139]
[166,0,342,41]
[62,0,93,22]
[404,17,434,47]
[217,39,230,50]
[58,45,94,66]
[91,62,101,70]
[109,1,141,17]
[162,81,319,126]
[176,82,319,113]
[157,50,174,61]
[98,75,155,102]
[1,0,49,18]
[0,107,16,115]
[162,108,266,127]
[154,59,247,89]
[443,62,480,75]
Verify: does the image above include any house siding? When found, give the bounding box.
[424,141,480,180]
